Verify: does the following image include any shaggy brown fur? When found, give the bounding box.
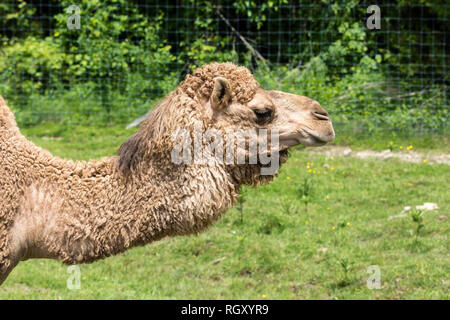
[0,62,334,284]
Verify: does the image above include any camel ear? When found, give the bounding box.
[211,77,231,110]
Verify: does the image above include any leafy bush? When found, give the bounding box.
[0,1,447,129]
[0,37,68,105]
[0,0,177,125]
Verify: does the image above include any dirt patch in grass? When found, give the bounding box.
[305,146,450,165]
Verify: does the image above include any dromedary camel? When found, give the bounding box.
[0,62,334,284]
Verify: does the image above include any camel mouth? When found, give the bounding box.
[279,128,335,148]
[300,133,329,147]
[279,138,301,148]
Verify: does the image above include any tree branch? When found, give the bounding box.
[216,8,267,63]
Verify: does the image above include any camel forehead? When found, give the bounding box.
[267,90,316,109]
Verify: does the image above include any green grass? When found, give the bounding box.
[1,124,448,299]
[330,123,449,153]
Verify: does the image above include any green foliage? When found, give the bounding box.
[297,177,314,211]
[279,196,296,215]
[53,0,174,91]
[236,191,246,223]
[183,37,239,70]
[0,1,448,129]
[0,0,36,35]
[0,37,67,107]
[0,0,177,125]
[410,210,425,238]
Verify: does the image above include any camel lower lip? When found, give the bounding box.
[310,135,327,147]
[301,135,327,146]
[280,134,328,147]
[279,138,301,147]
[310,135,327,145]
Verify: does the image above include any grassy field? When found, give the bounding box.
[0,124,448,299]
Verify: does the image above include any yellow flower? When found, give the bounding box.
[423,159,427,163]
[326,195,330,199]
[347,222,351,226]
[262,294,267,299]
[332,226,336,230]
[313,170,316,174]
[286,176,291,180]
[399,146,403,149]
[330,156,334,160]
[308,169,312,173]
[330,167,335,171]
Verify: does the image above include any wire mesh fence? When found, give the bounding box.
[0,1,448,132]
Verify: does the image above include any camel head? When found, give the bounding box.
[119,62,334,184]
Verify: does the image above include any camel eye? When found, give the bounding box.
[253,108,273,123]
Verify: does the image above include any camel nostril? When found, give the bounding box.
[312,111,329,120]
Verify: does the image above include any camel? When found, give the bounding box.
[0,62,334,285]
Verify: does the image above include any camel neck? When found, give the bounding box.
[22,155,237,264]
